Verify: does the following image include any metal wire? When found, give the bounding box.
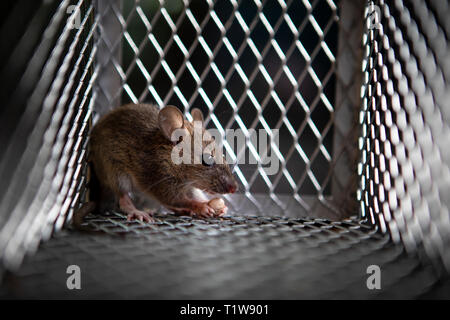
[1,211,448,299]
[93,0,357,219]
[359,0,450,270]
[1,0,450,299]
[0,0,97,270]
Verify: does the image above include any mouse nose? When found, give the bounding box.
[224,178,238,194]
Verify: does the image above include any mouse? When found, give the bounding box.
[73,103,238,228]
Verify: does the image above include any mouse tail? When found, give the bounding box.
[72,201,97,230]
[72,156,124,235]
[72,158,101,231]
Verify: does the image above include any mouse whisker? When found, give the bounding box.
[176,180,197,191]
[143,176,173,190]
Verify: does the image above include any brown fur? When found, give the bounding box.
[85,104,237,218]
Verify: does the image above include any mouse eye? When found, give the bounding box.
[202,153,215,166]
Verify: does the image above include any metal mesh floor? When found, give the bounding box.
[1,211,449,299]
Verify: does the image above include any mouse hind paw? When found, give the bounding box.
[119,194,154,223]
[126,210,154,223]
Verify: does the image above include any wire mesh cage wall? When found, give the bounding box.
[93,0,361,220]
[0,0,96,270]
[359,0,450,270]
[1,0,450,299]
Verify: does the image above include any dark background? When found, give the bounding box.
[121,0,339,195]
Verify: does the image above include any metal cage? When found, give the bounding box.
[92,0,360,220]
[0,0,449,299]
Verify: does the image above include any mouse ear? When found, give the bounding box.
[158,105,185,142]
[191,108,204,124]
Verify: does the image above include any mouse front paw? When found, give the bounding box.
[170,201,215,218]
[170,199,228,219]
[190,201,228,218]
[215,205,228,216]
[191,202,216,218]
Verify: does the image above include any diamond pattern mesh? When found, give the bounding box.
[0,0,95,270]
[1,0,450,299]
[1,212,448,299]
[358,0,450,270]
[94,0,357,219]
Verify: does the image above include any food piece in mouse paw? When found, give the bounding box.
[208,198,228,216]
[208,198,224,210]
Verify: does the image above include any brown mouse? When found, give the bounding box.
[73,103,237,226]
